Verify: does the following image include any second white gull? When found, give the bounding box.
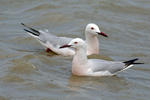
[21,23,108,56]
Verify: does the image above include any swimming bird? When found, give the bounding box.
[60,38,143,76]
[21,23,108,56]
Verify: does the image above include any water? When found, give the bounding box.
[0,0,150,100]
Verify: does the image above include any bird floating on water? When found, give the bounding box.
[60,38,143,76]
[21,23,108,56]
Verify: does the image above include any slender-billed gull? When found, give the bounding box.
[60,38,143,76]
[21,23,108,56]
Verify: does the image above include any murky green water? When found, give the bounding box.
[0,0,150,100]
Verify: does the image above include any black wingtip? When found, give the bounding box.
[133,62,144,64]
[21,23,24,25]
[24,29,39,36]
[21,23,40,36]
[21,23,26,27]
[123,58,143,66]
[123,58,138,63]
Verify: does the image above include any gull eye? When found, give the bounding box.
[91,27,94,30]
[74,42,78,44]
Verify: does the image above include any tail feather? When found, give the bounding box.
[123,58,144,66]
[21,23,40,36]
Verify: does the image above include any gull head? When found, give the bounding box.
[60,38,86,49]
[85,23,108,37]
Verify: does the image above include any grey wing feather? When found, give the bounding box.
[89,59,125,74]
[36,30,73,48]
[21,23,72,47]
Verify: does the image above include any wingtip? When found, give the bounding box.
[134,62,144,64]
[21,23,27,27]
[21,23,24,25]
[123,58,144,66]
[23,29,39,36]
[123,58,138,63]
[21,23,40,35]
[132,58,139,61]
[135,58,139,61]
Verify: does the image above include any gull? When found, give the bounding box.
[60,38,143,76]
[21,23,108,56]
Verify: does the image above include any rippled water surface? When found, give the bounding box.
[0,0,150,100]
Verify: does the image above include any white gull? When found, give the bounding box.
[21,23,108,56]
[60,38,143,76]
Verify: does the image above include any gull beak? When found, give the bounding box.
[59,44,72,48]
[96,32,108,37]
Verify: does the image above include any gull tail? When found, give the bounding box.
[123,58,144,66]
[21,23,40,37]
[112,58,144,76]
